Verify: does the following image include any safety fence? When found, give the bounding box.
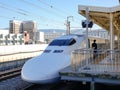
[71,49,120,73]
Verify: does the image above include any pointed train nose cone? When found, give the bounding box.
[21,55,68,84]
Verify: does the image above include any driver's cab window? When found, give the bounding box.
[49,38,76,46]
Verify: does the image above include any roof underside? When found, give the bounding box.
[78,5,120,36]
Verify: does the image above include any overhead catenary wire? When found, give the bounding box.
[0,1,43,20]
[19,0,66,22]
[19,0,67,28]
[20,0,66,18]
[0,0,82,29]
[0,1,65,29]
[38,0,70,15]
[0,3,28,16]
[0,15,13,19]
[37,0,82,27]
[0,1,63,21]
[0,2,31,14]
[21,0,75,23]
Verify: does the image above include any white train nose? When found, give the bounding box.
[21,64,60,84]
[21,55,66,83]
[22,73,60,84]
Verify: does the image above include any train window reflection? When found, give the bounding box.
[69,39,76,45]
[49,38,76,46]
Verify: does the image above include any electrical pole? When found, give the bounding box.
[66,16,73,35]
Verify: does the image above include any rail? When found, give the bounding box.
[71,49,120,73]
[0,67,21,81]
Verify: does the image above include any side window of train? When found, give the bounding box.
[69,39,76,45]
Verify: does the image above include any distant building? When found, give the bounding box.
[0,33,24,45]
[34,31,44,43]
[22,21,37,42]
[9,20,22,34]
[9,20,37,43]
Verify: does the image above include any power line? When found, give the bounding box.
[0,1,45,20]
[0,0,81,29]
[21,0,68,18]
[37,0,82,25]
[38,0,70,15]
[0,15,13,19]
[19,0,66,25]
[0,1,49,20]
[0,3,28,16]
[0,1,65,28]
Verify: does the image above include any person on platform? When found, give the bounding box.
[92,39,97,59]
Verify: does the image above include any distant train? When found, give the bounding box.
[21,34,86,84]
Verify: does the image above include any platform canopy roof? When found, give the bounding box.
[78,5,120,36]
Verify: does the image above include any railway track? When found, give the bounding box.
[0,67,21,81]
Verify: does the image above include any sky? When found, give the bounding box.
[0,0,119,30]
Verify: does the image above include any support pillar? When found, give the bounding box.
[110,13,114,71]
[90,81,95,90]
[110,13,114,61]
[91,77,95,90]
[85,7,89,66]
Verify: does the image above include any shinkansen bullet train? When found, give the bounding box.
[21,34,86,84]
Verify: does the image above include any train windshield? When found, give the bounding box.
[49,38,76,46]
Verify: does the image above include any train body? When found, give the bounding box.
[21,34,86,84]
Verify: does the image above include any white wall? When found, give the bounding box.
[0,44,48,55]
[35,31,44,42]
[0,30,9,34]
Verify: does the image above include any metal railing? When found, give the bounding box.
[71,49,120,73]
